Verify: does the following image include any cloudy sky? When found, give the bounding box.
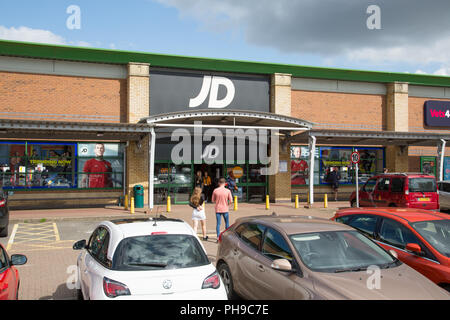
[0,0,449,75]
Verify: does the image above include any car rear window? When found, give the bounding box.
[112,234,210,271]
[0,248,7,270]
[408,178,436,193]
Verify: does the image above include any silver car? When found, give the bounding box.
[438,181,450,211]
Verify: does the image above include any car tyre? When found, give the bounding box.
[0,226,7,237]
[217,263,237,300]
[76,288,83,300]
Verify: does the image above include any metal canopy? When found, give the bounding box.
[141,110,313,131]
[0,119,150,141]
[290,129,450,147]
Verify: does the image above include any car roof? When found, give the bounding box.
[236,214,354,235]
[335,208,449,224]
[371,173,435,179]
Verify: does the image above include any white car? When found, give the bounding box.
[73,217,227,300]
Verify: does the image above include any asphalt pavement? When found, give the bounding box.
[0,201,345,300]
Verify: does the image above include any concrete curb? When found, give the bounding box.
[9,214,151,224]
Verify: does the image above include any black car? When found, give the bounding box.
[0,189,11,237]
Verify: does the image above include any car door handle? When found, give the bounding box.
[257,265,265,272]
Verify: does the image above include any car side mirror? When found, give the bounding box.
[406,243,421,255]
[10,254,27,266]
[389,249,398,259]
[271,259,292,272]
[73,239,87,250]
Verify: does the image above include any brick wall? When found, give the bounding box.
[291,90,386,131]
[0,71,126,123]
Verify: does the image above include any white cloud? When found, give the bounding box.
[0,26,66,44]
[0,25,91,48]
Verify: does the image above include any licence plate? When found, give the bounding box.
[418,198,430,202]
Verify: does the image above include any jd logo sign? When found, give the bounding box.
[189,76,235,109]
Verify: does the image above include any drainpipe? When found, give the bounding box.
[439,139,446,182]
[309,135,316,205]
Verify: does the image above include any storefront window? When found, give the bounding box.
[0,141,124,190]
[248,164,266,184]
[320,147,384,185]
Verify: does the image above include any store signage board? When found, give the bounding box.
[424,100,450,127]
[150,69,270,115]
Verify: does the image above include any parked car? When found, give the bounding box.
[349,173,439,210]
[216,214,449,300]
[0,243,27,300]
[333,207,450,291]
[0,189,11,237]
[73,217,227,300]
[438,181,450,211]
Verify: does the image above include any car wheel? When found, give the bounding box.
[76,288,83,300]
[0,226,7,237]
[388,203,397,207]
[217,263,237,300]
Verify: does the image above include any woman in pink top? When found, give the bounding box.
[211,177,233,241]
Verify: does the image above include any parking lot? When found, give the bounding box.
[1,203,338,300]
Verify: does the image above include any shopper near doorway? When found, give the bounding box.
[328,167,341,201]
[195,170,203,189]
[212,177,233,243]
[189,187,208,241]
[203,171,212,202]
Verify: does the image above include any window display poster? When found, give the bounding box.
[77,143,124,189]
[421,156,436,176]
[444,157,450,181]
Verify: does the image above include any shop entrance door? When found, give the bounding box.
[194,164,223,202]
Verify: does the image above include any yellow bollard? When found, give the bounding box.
[324,193,328,208]
[307,192,310,205]
[295,194,299,209]
[124,194,128,210]
[167,196,171,213]
[266,195,270,210]
[234,196,238,211]
[130,197,135,214]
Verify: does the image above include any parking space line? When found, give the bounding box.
[6,224,18,251]
[53,223,60,241]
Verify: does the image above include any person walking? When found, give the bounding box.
[328,167,341,201]
[212,177,233,243]
[189,187,208,241]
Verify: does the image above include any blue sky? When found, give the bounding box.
[0,0,449,76]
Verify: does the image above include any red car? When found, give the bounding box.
[332,208,450,292]
[349,173,439,210]
[0,244,27,300]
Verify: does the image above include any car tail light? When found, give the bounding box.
[151,231,167,235]
[103,277,131,298]
[218,224,235,243]
[202,271,220,289]
[0,199,5,207]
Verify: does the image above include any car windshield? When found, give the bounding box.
[289,230,399,273]
[411,220,450,258]
[408,178,436,193]
[112,234,210,271]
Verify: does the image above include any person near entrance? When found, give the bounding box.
[226,171,238,194]
[203,171,212,202]
[328,167,341,201]
[212,177,233,242]
[189,187,208,241]
[82,143,113,188]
